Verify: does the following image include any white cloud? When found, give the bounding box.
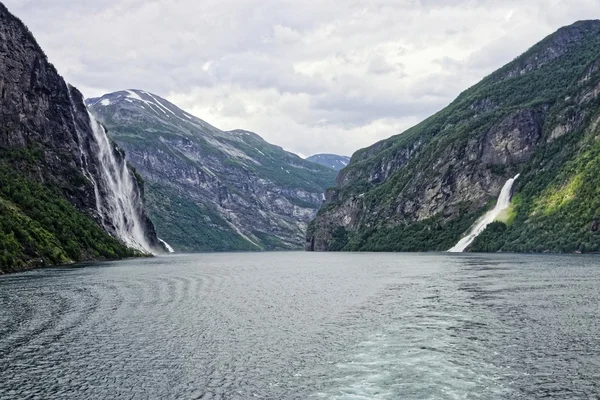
[4,0,600,156]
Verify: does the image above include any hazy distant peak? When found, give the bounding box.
[306,154,351,171]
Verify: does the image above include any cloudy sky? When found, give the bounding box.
[5,0,600,157]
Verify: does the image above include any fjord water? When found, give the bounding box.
[1,253,598,399]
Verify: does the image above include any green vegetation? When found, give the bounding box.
[219,134,337,193]
[344,24,600,194]
[0,6,152,273]
[470,222,507,252]
[144,182,259,252]
[0,163,135,273]
[336,205,486,252]
[330,227,350,251]
[99,115,337,197]
[314,21,600,253]
[471,131,600,253]
[252,231,288,250]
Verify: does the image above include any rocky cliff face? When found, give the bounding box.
[88,90,336,251]
[309,20,600,253]
[0,4,161,272]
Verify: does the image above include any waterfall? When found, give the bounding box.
[448,174,520,253]
[159,238,175,253]
[65,84,156,254]
[87,113,156,254]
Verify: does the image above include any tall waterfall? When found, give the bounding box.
[65,84,156,254]
[87,113,155,254]
[448,174,520,253]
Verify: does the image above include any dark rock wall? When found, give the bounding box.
[0,3,161,253]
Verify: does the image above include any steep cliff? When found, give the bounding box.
[0,4,161,273]
[88,90,336,251]
[308,20,600,253]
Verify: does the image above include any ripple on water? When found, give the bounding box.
[1,253,599,399]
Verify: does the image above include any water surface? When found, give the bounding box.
[1,252,599,399]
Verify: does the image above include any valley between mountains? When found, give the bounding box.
[87,90,338,252]
[3,0,600,273]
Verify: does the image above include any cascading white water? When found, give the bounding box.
[448,174,520,253]
[159,238,175,253]
[66,85,156,255]
[87,113,155,254]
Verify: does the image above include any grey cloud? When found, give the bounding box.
[434,57,464,72]
[206,53,327,95]
[367,54,403,75]
[310,91,443,127]
[4,0,600,156]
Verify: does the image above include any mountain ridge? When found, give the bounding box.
[88,89,337,251]
[306,154,351,171]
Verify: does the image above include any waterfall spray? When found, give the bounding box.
[448,174,520,253]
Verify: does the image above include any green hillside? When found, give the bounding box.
[309,20,600,253]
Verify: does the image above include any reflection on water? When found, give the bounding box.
[1,252,599,399]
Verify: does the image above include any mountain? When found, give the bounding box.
[306,154,351,171]
[308,20,600,253]
[0,4,162,273]
[87,90,337,251]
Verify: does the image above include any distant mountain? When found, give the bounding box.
[309,20,600,254]
[306,154,351,171]
[88,90,337,251]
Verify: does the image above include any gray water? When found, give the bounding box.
[0,253,599,399]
